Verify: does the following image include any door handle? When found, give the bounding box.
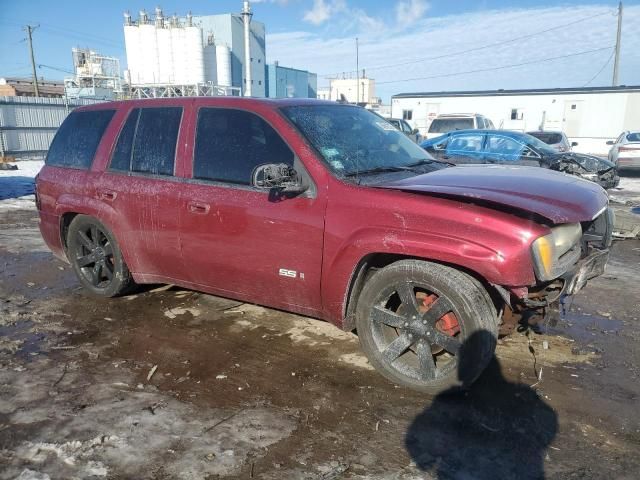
[187,201,210,214]
[98,189,117,201]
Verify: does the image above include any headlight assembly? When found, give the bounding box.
[531,223,582,281]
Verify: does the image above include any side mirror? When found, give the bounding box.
[251,163,307,194]
[571,141,579,147]
[411,128,419,135]
[434,142,446,150]
[606,140,614,145]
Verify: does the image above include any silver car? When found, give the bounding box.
[607,131,640,171]
[527,131,577,153]
[388,118,422,143]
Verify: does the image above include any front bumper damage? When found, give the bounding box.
[498,207,613,333]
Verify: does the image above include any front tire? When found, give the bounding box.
[356,260,498,394]
[67,215,135,297]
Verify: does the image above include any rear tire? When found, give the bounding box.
[356,260,498,394]
[67,215,135,297]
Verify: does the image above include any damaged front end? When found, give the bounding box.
[548,153,620,189]
[498,207,614,335]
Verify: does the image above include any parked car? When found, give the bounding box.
[387,118,422,143]
[527,130,576,153]
[421,129,619,189]
[607,131,640,171]
[37,99,612,394]
[425,113,494,140]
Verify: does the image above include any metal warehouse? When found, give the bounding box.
[391,85,640,155]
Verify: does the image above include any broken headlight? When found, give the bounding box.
[531,223,582,281]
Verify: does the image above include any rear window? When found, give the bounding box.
[46,109,115,169]
[428,118,474,133]
[528,132,563,145]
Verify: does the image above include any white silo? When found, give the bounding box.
[215,44,232,87]
[183,25,205,84]
[203,37,218,85]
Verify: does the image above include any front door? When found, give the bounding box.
[179,107,326,315]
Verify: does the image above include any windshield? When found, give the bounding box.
[528,132,563,145]
[428,118,474,133]
[281,105,438,177]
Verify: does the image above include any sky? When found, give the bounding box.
[1,0,639,101]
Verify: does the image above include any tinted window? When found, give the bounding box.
[110,109,139,171]
[108,107,182,175]
[528,132,563,145]
[194,108,294,185]
[446,134,484,153]
[132,108,182,175]
[46,109,115,169]
[428,118,474,133]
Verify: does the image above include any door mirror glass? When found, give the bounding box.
[251,163,307,194]
[571,141,579,147]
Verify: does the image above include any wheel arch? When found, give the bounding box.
[341,252,504,332]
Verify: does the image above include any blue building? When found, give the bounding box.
[265,62,317,99]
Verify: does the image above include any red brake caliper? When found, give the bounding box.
[417,293,460,336]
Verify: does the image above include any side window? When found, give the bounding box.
[46,109,115,169]
[108,107,182,175]
[110,109,139,171]
[194,108,294,185]
[132,108,182,175]
[446,134,485,153]
[401,121,412,133]
[486,135,526,157]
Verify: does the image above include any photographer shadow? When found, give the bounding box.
[405,330,558,480]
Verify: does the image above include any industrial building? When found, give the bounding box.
[122,3,316,98]
[266,62,317,99]
[0,78,64,98]
[391,86,640,155]
[64,48,121,100]
[317,75,377,106]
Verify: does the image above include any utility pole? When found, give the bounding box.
[24,24,40,97]
[612,1,623,86]
[355,37,359,106]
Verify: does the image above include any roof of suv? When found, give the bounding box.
[434,113,481,118]
[75,97,339,112]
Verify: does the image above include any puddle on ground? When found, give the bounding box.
[545,307,623,344]
[0,320,47,361]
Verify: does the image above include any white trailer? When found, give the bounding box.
[391,86,640,155]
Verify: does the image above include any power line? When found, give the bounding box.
[583,48,616,87]
[376,46,614,85]
[319,9,614,78]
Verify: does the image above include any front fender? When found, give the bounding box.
[321,226,536,326]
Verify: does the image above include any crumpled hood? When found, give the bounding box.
[377,165,609,224]
[546,152,616,172]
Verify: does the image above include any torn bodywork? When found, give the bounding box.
[547,153,620,190]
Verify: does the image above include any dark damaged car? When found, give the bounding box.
[37,99,613,394]
[421,129,619,189]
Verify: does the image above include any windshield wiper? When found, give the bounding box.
[406,158,455,168]
[344,165,413,177]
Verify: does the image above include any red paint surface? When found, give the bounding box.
[37,98,608,328]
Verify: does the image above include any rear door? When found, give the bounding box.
[484,134,541,166]
[94,104,188,282]
[179,106,326,315]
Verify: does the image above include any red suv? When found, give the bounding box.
[36,98,612,393]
